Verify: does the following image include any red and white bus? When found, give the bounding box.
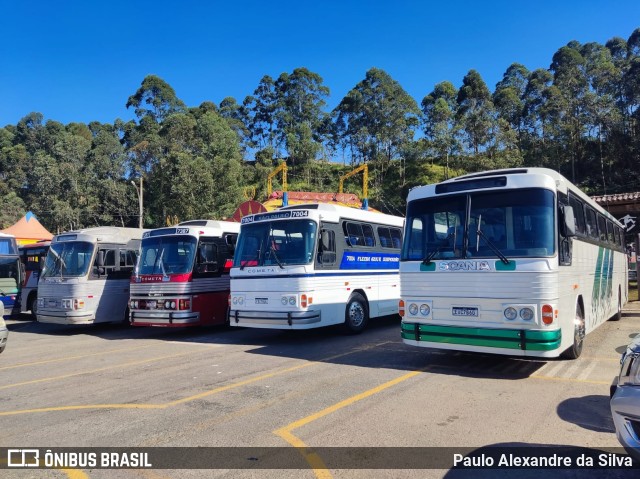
[129,220,240,327]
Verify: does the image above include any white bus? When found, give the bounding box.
[400,168,628,359]
[229,204,404,332]
[37,227,145,325]
[130,220,240,327]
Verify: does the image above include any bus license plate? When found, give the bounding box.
[255,298,268,304]
[452,307,478,317]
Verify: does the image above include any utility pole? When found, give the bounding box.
[131,177,143,228]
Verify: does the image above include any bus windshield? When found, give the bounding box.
[0,238,18,255]
[138,236,197,275]
[42,241,95,278]
[234,220,317,268]
[0,257,20,291]
[403,188,556,261]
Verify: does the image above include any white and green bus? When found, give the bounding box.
[400,168,628,359]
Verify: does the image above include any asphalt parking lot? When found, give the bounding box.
[1,305,639,479]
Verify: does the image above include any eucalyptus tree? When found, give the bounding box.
[274,67,330,166]
[333,67,419,189]
[85,122,136,227]
[522,69,553,155]
[456,70,496,156]
[243,75,281,159]
[549,42,590,181]
[421,81,460,178]
[218,96,251,155]
[126,75,186,123]
[493,63,530,146]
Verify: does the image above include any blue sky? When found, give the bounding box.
[1,1,639,127]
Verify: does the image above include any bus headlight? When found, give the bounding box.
[281,295,297,306]
[231,296,244,306]
[519,307,534,321]
[504,307,518,320]
[37,298,45,307]
[409,303,418,316]
[420,304,431,316]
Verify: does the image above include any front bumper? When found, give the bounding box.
[37,310,95,325]
[229,309,321,328]
[130,310,199,326]
[401,322,562,352]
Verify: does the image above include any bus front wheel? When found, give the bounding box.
[28,292,38,319]
[562,306,585,360]
[344,293,369,334]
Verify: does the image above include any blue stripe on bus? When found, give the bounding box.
[231,271,399,280]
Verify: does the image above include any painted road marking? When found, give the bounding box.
[0,344,155,371]
[0,342,390,417]
[0,349,214,391]
[273,370,424,479]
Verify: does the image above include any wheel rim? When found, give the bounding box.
[574,316,585,349]
[32,300,38,315]
[348,301,365,327]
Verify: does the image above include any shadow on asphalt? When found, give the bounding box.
[557,395,616,433]
[6,312,551,379]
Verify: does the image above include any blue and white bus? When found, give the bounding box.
[0,233,22,319]
[229,204,404,332]
[400,168,628,359]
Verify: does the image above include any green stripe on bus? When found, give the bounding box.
[419,263,436,271]
[495,261,516,271]
[401,323,561,351]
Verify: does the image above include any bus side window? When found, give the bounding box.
[362,224,375,247]
[196,241,219,275]
[318,229,336,266]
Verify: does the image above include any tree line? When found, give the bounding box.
[1,27,639,232]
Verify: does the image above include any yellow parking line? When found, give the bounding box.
[0,344,155,371]
[0,350,207,391]
[273,369,424,479]
[62,469,90,479]
[530,374,611,385]
[0,342,389,417]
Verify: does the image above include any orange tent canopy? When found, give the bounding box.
[1,212,53,245]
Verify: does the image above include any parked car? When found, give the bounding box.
[610,333,640,462]
[0,302,7,353]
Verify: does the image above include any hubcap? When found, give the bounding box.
[349,302,365,327]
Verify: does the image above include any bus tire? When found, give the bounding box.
[27,292,38,319]
[562,305,585,360]
[344,293,369,334]
[610,289,622,321]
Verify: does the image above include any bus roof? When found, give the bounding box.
[143,220,241,239]
[52,227,147,245]
[244,203,405,227]
[408,168,620,224]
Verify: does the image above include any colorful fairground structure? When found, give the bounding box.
[231,162,371,222]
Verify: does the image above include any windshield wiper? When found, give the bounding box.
[49,248,66,276]
[422,222,458,266]
[476,219,510,265]
[151,248,167,276]
[269,242,284,269]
